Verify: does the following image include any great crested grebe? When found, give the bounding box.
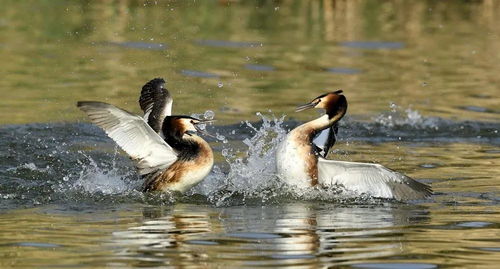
[276,91,432,200]
[77,78,213,193]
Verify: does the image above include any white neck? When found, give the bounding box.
[303,114,336,132]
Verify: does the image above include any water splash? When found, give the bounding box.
[373,103,440,130]
[191,112,288,205]
[6,162,50,173]
[70,155,140,195]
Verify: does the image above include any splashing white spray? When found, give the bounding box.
[374,103,439,130]
[71,151,140,195]
[191,112,288,205]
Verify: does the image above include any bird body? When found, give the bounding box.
[143,120,214,193]
[276,91,432,200]
[277,121,320,187]
[77,78,213,193]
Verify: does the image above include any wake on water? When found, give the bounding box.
[2,104,496,207]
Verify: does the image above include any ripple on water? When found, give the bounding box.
[340,41,405,49]
[475,247,500,252]
[455,221,494,228]
[419,163,440,169]
[244,64,275,71]
[13,242,61,248]
[185,240,219,246]
[459,106,499,114]
[195,39,263,48]
[352,263,437,269]
[325,67,362,74]
[226,232,282,240]
[180,69,219,78]
[105,41,167,50]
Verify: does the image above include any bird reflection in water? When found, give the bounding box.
[109,203,429,267]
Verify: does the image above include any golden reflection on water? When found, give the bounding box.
[4,201,497,268]
[0,0,499,124]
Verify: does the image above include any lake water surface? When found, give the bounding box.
[1,1,499,268]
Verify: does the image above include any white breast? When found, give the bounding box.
[169,160,214,193]
[276,132,313,188]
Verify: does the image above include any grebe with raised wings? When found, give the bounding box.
[77,78,213,193]
[276,91,432,200]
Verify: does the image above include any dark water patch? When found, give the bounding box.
[482,149,500,154]
[105,41,167,50]
[185,240,219,246]
[215,117,500,145]
[195,39,262,48]
[13,242,61,248]
[470,94,492,99]
[455,221,494,228]
[474,247,500,252]
[340,41,404,49]
[227,232,282,240]
[325,67,362,74]
[438,192,500,206]
[429,221,497,230]
[459,106,498,114]
[180,69,219,78]
[244,64,275,71]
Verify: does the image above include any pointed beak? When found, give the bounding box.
[295,101,318,112]
[200,119,216,124]
[194,120,216,138]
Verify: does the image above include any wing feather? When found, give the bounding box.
[77,101,178,175]
[138,78,173,134]
[313,123,338,157]
[318,158,432,200]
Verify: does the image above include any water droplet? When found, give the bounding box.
[389,103,397,112]
[197,123,206,131]
[204,110,215,120]
[216,133,226,141]
[420,163,437,168]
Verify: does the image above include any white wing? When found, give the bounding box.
[318,158,432,200]
[77,101,178,175]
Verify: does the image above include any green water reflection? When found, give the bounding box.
[1,0,499,124]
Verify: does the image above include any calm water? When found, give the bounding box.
[1,0,500,268]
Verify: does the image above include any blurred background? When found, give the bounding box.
[1,0,499,124]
